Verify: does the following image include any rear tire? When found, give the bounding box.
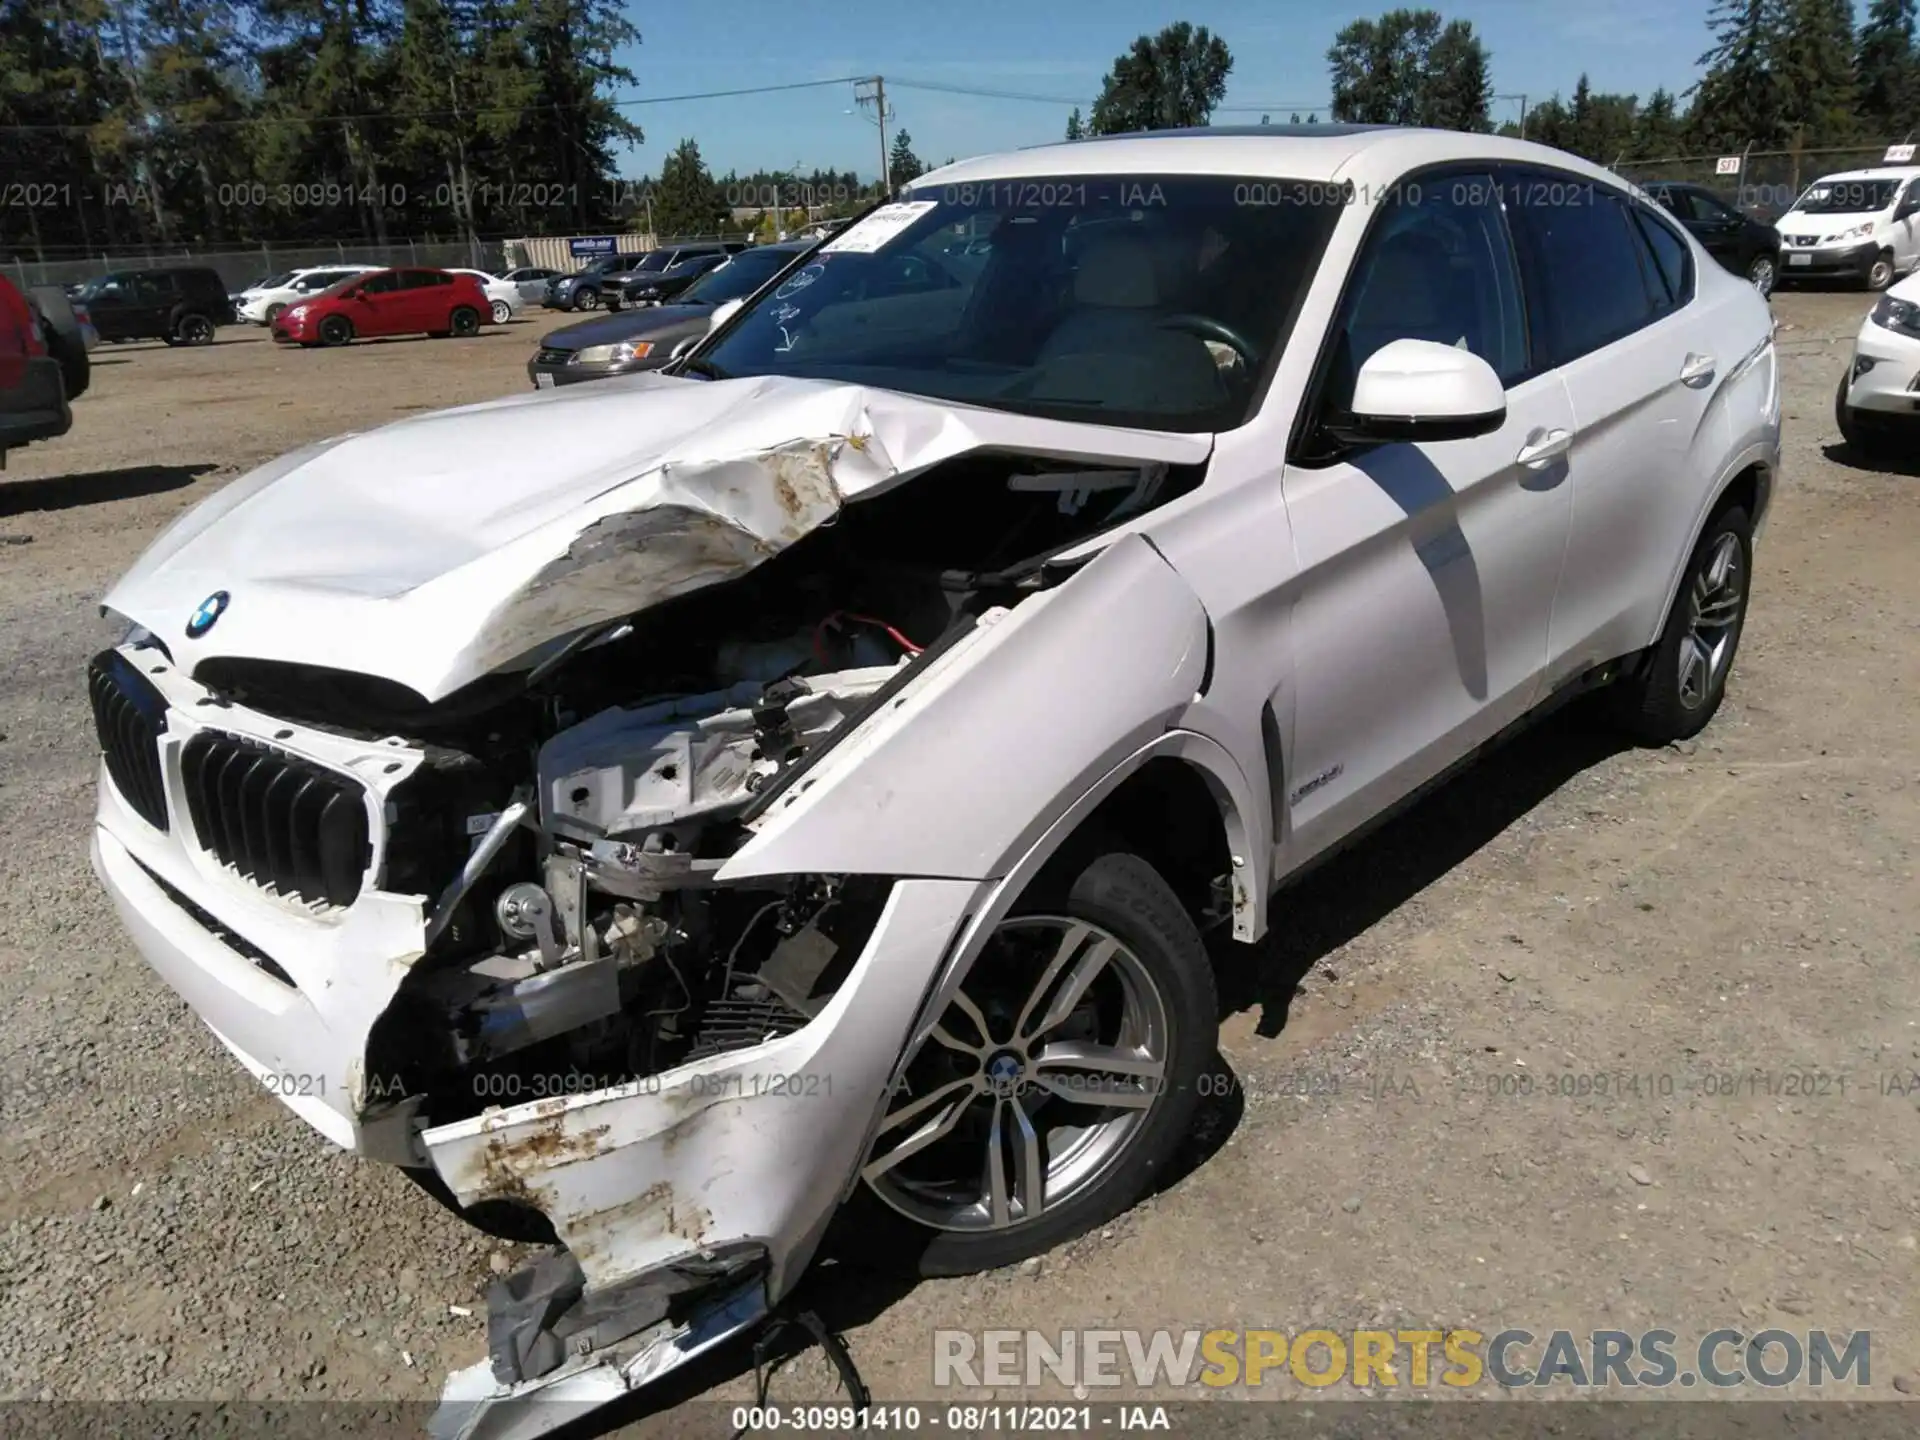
[318,315,353,347]
[862,847,1217,1279]
[174,312,215,345]
[1609,504,1752,744]
[489,298,512,325]
[450,306,480,337]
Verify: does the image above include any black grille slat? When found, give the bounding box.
[88,652,170,832]
[181,732,370,908]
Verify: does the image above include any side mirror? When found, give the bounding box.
[707,298,745,332]
[1324,338,1507,446]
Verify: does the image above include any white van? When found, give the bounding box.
[1775,166,1920,291]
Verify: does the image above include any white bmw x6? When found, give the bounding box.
[88,126,1778,1430]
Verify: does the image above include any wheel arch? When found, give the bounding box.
[1645,448,1773,654]
[851,730,1257,1207]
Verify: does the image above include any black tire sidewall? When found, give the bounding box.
[452,307,479,336]
[321,317,352,346]
[908,848,1217,1278]
[1614,505,1752,743]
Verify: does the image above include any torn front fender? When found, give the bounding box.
[717,532,1214,883]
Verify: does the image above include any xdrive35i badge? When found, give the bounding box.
[185,590,230,638]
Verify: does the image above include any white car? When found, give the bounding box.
[87,127,1777,1435]
[1775,165,1920,291]
[499,266,562,307]
[1835,269,1920,455]
[236,265,381,325]
[445,269,524,325]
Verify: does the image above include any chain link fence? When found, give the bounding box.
[7,229,767,293]
[2,236,506,293]
[1614,142,1917,222]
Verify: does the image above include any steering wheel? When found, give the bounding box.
[1157,312,1259,368]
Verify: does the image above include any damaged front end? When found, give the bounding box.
[88,377,1213,1431]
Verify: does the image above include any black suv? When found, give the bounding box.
[74,266,236,345]
[1641,182,1784,297]
[606,242,749,311]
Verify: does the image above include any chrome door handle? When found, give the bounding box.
[1516,427,1572,468]
[1680,353,1717,387]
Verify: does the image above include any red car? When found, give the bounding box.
[0,274,70,468]
[271,267,490,346]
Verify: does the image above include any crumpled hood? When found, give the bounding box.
[104,372,1212,701]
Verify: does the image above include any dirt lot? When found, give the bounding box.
[1,298,1917,1422]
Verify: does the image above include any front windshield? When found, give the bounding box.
[1794,179,1900,215]
[683,249,799,305]
[255,270,295,289]
[634,252,672,273]
[701,174,1342,432]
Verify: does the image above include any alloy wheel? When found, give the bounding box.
[490,299,511,325]
[864,917,1171,1234]
[1676,532,1745,711]
[1748,256,1775,297]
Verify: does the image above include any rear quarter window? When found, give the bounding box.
[1630,206,1694,313]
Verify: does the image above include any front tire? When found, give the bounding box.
[1609,504,1752,743]
[1746,252,1776,298]
[571,287,599,312]
[862,848,1216,1278]
[318,315,353,347]
[1866,251,1896,291]
[265,303,288,325]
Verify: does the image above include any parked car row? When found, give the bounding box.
[1645,164,1920,297]
[541,242,752,312]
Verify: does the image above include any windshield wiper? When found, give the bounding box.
[677,355,731,380]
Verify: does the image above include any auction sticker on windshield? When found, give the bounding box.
[823,200,939,253]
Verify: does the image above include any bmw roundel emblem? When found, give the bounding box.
[186,590,230,638]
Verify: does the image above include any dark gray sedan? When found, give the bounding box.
[528,242,808,387]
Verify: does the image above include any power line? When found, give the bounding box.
[0,75,867,136]
[888,75,1337,115]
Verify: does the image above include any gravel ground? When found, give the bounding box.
[0,296,1916,1422]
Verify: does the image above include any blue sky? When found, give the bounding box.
[608,0,1830,180]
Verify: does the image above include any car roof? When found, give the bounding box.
[913,124,1624,190]
[1805,166,1920,183]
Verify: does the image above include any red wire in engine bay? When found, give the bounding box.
[811,611,923,666]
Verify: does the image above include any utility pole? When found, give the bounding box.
[855,76,894,198]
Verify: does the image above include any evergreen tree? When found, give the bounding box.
[1631,87,1684,158]
[887,128,924,184]
[1773,0,1857,146]
[1064,106,1082,140]
[652,137,724,238]
[1855,0,1918,137]
[1690,0,1788,150]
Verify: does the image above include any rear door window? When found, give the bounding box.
[1503,172,1661,367]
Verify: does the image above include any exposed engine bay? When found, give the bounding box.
[179,449,1199,1200]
